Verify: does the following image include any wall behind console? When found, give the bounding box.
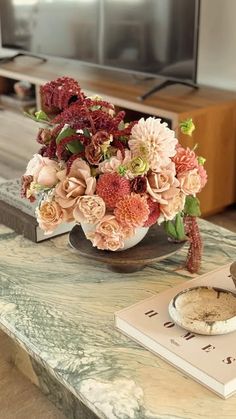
[198,0,236,90]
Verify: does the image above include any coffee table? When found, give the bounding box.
[0,220,235,419]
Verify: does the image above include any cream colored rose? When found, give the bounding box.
[160,190,186,221]
[55,158,96,209]
[73,195,106,224]
[178,169,201,196]
[25,154,59,188]
[36,200,64,234]
[147,163,179,204]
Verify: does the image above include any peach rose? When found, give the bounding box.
[178,169,201,196]
[73,195,106,224]
[146,162,179,204]
[55,158,96,209]
[159,190,186,221]
[25,154,59,188]
[96,214,121,236]
[86,231,124,251]
[36,199,64,234]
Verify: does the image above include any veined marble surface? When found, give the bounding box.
[0,219,236,419]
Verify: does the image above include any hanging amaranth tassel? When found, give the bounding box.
[184,215,203,274]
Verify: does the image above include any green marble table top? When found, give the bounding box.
[0,220,236,419]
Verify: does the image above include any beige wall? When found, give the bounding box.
[198,0,236,90]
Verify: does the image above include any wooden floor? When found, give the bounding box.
[0,331,65,419]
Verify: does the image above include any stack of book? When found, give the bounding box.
[0,178,74,242]
[115,264,236,399]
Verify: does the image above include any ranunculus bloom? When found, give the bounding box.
[25,154,59,188]
[55,158,96,209]
[178,169,202,196]
[159,190,186,221]
[172,146,198,175]
[129,117,178,172]
[73,195,106,224]
[36,199,64,234]
[146,162,179,204]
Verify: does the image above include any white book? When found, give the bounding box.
[115,264,236,399]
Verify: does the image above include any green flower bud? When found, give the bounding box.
[118,165,127,176]
[180,118,195,136]
[197,156,206,165]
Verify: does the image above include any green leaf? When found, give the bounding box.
[175,213,186,241]
[164,220,178,240]
[164,213,186,241]
[56,126,75,144]
[35,110,49,121]
[83,128,91,138]
[24,112,51,125]
[184,195,201,217]
[66,141,84,154]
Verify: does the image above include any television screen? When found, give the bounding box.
[0,0,200,83]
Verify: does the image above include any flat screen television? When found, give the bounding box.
[0,0,200,85]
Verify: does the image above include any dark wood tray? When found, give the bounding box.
[69,224,185,273]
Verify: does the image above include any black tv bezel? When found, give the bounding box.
[0,0,201,86]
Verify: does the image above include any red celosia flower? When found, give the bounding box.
[40,77,84,112]
[144,198,160,227]
[184,215,202,274]
[114,194,149,228]
[96,173,130,209]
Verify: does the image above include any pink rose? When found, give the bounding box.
[146,163,179,204]
[36,199,64,234]
[73,195,106,224]
[159,190,186,221]
[25,154,59,187]
[178,169,202,196]
[172,147,198,175]
[55,158,96,210]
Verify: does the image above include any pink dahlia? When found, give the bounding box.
[114,193,149,228]
[129,117,178,171]
[172,146,198,175]
[96,173,131,209]
[143,198,160,227]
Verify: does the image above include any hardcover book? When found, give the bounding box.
[115,264,236,399]
[0,179,75,242]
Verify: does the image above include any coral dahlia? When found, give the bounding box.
[96,173,130,209]
[114,193,149,228]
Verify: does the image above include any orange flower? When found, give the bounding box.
[114,193,149,228]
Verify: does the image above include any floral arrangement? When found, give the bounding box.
[22,77,207,273]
